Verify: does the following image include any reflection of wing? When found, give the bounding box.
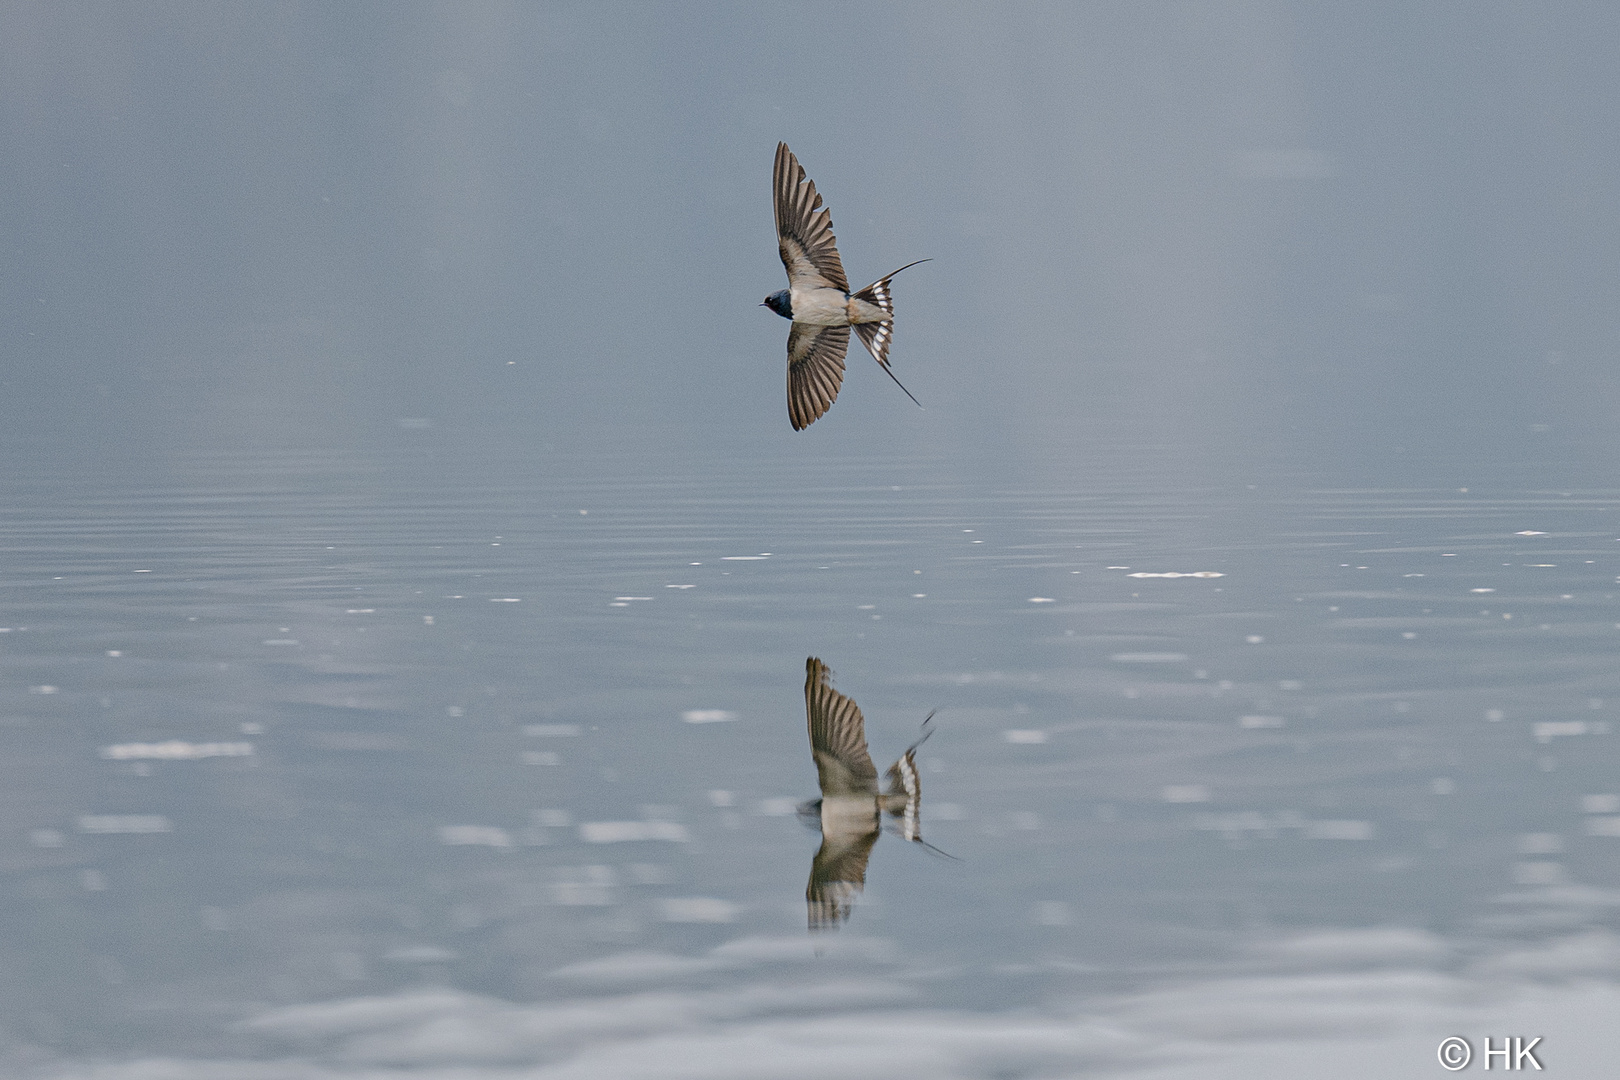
[786,324,849,431]
[775,142,848,292]
[807,823,880,931]
[805,657,878,796]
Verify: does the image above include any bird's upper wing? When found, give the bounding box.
[806,825,879,931]
[775,143,849,292]
[786,323,849,431]
[805,656,878,796]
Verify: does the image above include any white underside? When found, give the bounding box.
[820,796,879,833]
[790,286,892,327]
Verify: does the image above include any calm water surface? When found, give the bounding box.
[3,448,1617,1077]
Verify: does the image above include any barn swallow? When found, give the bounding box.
[764,143,929,430]
[798,656,941,930]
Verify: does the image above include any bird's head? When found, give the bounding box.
[761,290,792,319]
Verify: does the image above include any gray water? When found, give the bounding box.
[7,2,1620,1076]
[2,446,1617,1076]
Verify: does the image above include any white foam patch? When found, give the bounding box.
[1535,721,1588,743]
[579,821,690,844]
[437,826,513,848]
[523,724,580,737]
[681,710,736,724]
[100,741,253,760]
[659,897,740,923]
[1306,820,1374,840]
[1127,571,1224,578]
[78,815,172,834]
[1003,729,1048,745]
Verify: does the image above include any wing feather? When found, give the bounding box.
[805,656,878,795]
[775,143,848,292]
[786,324,849,431]
[806,826,878,931]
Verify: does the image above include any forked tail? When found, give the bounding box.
[851,259,931,408]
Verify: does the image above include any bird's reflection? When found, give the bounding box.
[797,656,941,931]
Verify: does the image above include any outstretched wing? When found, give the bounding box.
[775,143,848,292]
[787,323,849,431]
[807,825,879,931]
[805,656,878,796]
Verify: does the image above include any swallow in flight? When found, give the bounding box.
[798,656,942,930]
[764,143,929,430]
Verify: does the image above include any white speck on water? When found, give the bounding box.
[1245,635,1264,644]
[579,821,689,844]
[681,710,736,724]
[446,706,464,717]
[1162,785,1210,803]
[1307,820,1374,840]
[1515,530,1547,536]
[490,598,521,602]
[1581,794,1620,814]
[1028,597,1056,603]
[1535,721,1587,743]
[1003,729,1048,744]
[78,815,172,834]
[438,825,512,848]
[660,897,738,923]
[100,742,252,760]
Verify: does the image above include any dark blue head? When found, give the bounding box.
[761,289,792,319]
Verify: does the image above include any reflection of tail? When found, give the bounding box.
[851,260,929,409]
[883,711,935,842]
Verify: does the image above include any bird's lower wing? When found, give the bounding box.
[787,324,850,431]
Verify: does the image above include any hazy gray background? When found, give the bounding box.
[5,1,1619,481]
[5,3,1620,1078]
